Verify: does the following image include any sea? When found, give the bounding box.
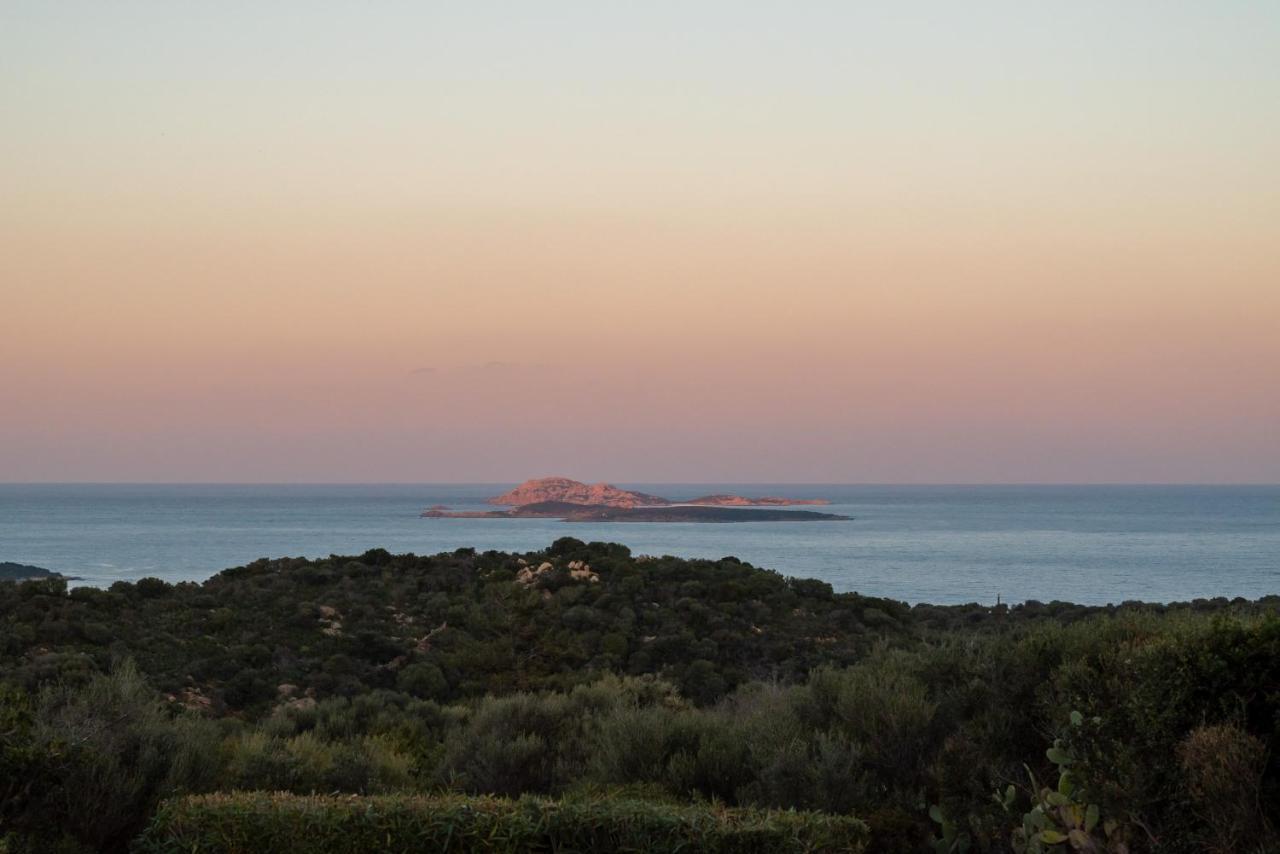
[1,484,1276,606]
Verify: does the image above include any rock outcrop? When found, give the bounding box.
[489,477,669,508]
[513,558,601,585]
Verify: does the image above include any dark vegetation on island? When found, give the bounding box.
[2,539,1278,852]
[422,500,851,522]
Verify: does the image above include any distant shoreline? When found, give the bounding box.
[0,561,80,582]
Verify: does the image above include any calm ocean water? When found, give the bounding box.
[0,484,1276,605]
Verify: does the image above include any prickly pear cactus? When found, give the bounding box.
[1003,712,1131,853]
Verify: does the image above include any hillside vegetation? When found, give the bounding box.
[2,539,1278,852]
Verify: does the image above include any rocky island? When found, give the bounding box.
[424,479,847,522]
[487,477,831,508]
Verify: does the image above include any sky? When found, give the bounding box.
[2,1,1277,483]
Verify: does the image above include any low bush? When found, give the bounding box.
[1177,723,1274,853]
[134,792,870,853]
[4,662,221,853]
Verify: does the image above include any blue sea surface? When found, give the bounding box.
[0,484,1276,605]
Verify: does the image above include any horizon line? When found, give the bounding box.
[2,481,1277,488]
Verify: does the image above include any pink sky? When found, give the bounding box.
[2,3,1277,482]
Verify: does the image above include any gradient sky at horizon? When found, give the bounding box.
[2,1,1278,483]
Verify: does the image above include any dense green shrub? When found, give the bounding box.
[0,683,48,851]
[134,792,870,853]
[221,730,412,794]
[803,656,938,797]
[2,662,220,853]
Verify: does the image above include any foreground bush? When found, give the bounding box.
[134,792,870,853]
[2,663,221,853]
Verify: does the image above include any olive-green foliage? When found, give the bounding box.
[0,683,48,852]
[585,681,870,814]
[436,675,669,796]
[3,662,220,854]
[802,656,937,795]
[1176,723,1274,853]
[134,792,870,854]
[1028,613,1280,848]
[222,730,413,794]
